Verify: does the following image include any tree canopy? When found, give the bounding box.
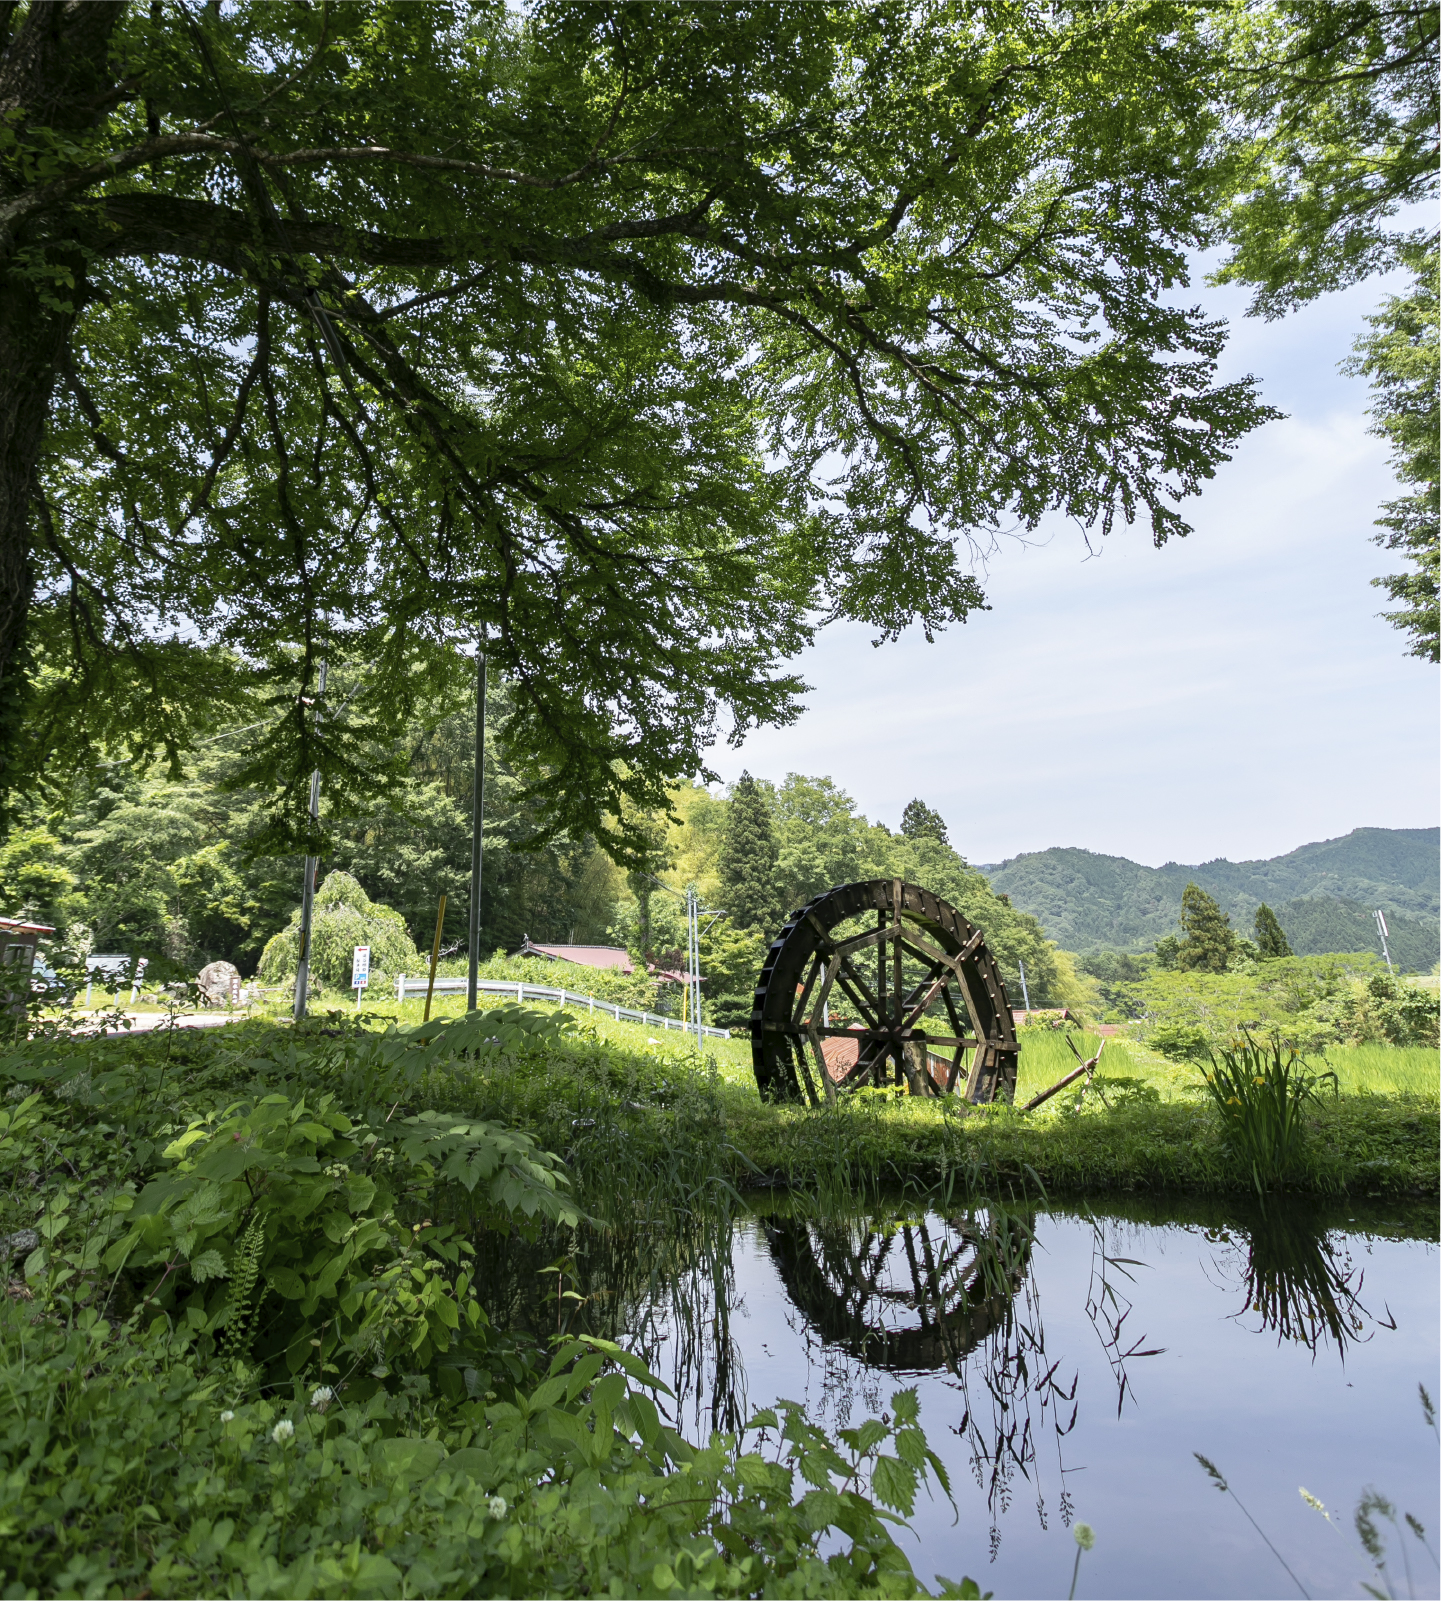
[1253,901,1293,959]
[1176,882,1237,973]
[1343,244,1439,661]
[1212,0,1438,316]
[2,0,1274,850]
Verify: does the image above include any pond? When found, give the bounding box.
[479,1193,1439,1600]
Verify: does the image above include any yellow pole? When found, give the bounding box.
[423,892,447,1022]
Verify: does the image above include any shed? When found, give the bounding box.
[0,917,55,1014]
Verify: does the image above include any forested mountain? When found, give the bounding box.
[981,828,1439,968]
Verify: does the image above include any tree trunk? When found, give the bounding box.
[0,0,126,800]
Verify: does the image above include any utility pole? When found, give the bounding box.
[1017,958,1032,1012]
[687,884,701,1048]
[467,642,487,1012]
[1374,909,1394,974]
[292,657,329,1021]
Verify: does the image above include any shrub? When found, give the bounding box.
[1148,1022,1213,1062]
[258,872,418,989]
[1197,1036,1337,1192]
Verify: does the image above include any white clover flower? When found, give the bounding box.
[1073,1523,1095,1551]
[488,1495,507,1520]
[271,1418,295,1444]
[310,1385,335,1411]
[219,1410,235,1423]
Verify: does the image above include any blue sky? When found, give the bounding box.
[709,262,1438,869]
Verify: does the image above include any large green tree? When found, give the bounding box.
[2,0,1271,847]
[1253,901,1293,958]
[900,798,950,848]
[1343,245,1439,661]
[1176,881,1237,973]
[1211,0,1438,657]
[718,772,784,936]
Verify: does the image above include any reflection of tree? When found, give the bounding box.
[1205,1203,1381,1357]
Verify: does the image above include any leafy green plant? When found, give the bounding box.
[103,1089,577,1391]
[1148,1021,1213,1062]
[1198,1036,1338,1192]
[258,871,419,991]
[0,1285,969,1597]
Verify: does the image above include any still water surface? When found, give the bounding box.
[514,1195,1438,1600]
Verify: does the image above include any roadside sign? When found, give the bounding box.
[352,946,371,989]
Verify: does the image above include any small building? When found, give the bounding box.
[1,917,55,1014]
[1013,1007,1071,1028]
[516,937,693,987]
[517,937,634,974]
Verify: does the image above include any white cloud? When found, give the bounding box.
[711,275,1438,868]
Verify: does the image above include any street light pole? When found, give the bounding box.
[292,657,329,1022]
[467,642,487,1012]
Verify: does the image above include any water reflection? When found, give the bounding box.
[469,1190,1420,1554]
[761,1207,1031,1371]
[1203,1200,1389,1356]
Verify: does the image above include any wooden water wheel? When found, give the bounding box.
[762,1207,1032,1372]
[751,878,1018,1105]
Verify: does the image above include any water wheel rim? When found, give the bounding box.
[749,878,1018,1106]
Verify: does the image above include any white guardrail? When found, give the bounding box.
[395,974,730,1042]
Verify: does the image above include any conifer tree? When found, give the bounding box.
[1253,903,1293,959]
[901,800,951,847]
[1176,883,1237,973]
[719,774,784,935]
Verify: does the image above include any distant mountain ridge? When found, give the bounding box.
[979,827,1439,969]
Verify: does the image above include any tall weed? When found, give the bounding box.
[1198,1035,1337,1193]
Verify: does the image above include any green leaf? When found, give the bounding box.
[373,1437,448,1483]
[871,1454,918,1517]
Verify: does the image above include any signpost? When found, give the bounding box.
[352,945,371,1008]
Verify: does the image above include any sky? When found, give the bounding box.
[706,262,1439,870]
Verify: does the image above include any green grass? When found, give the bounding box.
[368,1007,1434,1200]
[1321,1043,1439,1097]
[64,1003,1432,1201]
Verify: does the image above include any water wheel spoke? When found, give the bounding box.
[754,880,1018,1106]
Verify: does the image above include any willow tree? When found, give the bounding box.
[1,0,1272,853]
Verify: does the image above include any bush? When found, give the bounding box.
[1148,1021,1213,1062]
[1341,975,1440,1048]
[1196,1036,1337,1192]
[258,872,419,990]
[0,1012,969,1599]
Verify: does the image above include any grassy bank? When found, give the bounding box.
[75,1006,1436,1199]
[432,1011,1438,1200]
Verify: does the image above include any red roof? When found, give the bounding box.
[519,939,633,974]
[0,917,55,935]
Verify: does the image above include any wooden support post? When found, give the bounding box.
[1020,1039,1105,1112]
[423,892,447,1023]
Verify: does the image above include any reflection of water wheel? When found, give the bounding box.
[751,878,1018,1105]
[764,1211,1032,1372]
